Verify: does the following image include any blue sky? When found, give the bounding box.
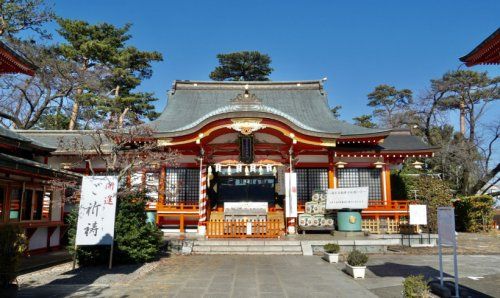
[50,0,499,124]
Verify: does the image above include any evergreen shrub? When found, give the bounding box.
[455,195,494,232]
[0,224,27,287]
[347,249,368,267]
[68,190,163,266]
[402,274,430,298]
[323,243,340,254]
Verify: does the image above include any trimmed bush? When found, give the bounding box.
[68,190,163,266]
[455,195,494,232]
[402,274,430,298]
[391,173,453,232]
[347,249,368,267]
[0,224,27,287]
[323,243,340,254]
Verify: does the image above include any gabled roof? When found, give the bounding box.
[460,28,500,66]
[150,80,389,138]
[0,126,55,152]
[0,40,37,76]
[0,152,81,179]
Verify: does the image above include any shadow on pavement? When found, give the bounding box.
[368,262,451,279]
[368,262,496,298]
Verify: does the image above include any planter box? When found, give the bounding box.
[322,252,339,263]
[345,263,366,278]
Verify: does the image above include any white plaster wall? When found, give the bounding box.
[333,157,378,163]
[209,133,238,144]
[254,132,285,144]
[297,155,328,163]
[28,227,48,250]
[51,190,62,221]
[50,227,60,247]
[177,155,197,164]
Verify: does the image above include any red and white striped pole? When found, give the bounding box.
[198,159,207,235]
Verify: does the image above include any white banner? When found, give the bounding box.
[76,176,118,245]
[326,187,369,209]
[409,204,427,225]
[285,172,297,217]
[437,207,456,246]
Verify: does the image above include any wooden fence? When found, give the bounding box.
[206,219,282,238]
[362,217,410,234]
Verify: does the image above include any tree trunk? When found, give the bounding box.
[118,107,129,128]
[68,90,81,130]
[459,101,466,136]
[68,60,88,130]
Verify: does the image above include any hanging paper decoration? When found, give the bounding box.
[236,164,242,172]
[227,165,232,175]
[215,164,221,172]
[266,164,272,172]
[258,166,264,175]
[207,166,213,187]
[250,164,256,172]
[245,166,250,176]
[272,166,277,177]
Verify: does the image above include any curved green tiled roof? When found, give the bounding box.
[150,80,389,138]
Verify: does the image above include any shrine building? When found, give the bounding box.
[19,80,435,238]
[0,40,80,252]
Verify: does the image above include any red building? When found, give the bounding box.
[21,80,435,237]
[0,41,79,252]
[460,28,500,66]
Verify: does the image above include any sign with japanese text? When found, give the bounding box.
[326,187,369,209]
[285,172,297,217]
[409,204,427,225]
[437,207,456,246]
[76,176,118,245]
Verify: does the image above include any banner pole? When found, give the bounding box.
[109,240,114,269]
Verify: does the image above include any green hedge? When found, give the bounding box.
[455,195,494,232]
[68,190,163,266]
[391,172,453,232]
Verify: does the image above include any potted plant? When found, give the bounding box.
[322,243,340,263]
[345,249,368,278]
[0,224,27,296]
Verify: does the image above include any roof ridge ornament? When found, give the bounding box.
[230,89,262,106]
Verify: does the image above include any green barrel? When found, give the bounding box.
[146,211,156,224]
[337,210,362,232]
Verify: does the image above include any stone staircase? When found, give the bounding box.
[192,239,303,255]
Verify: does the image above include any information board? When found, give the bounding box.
[326,187,369,209]
[285,172,298,217]
[76,176,118,245]
[224,202,268,215]
[437,207,456,246]
[409,204,427,225]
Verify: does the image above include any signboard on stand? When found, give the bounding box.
[325,187,369,209]
[409,205,427,225]
[437,207,459,296]
[74,176,118,269]
[285,172,297,217]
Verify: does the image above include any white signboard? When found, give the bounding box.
[409,205,427,225]
[437,207,456,246]
[76,176,118,245]
[285,173,298,217]
[224,202,268,213]
[326,187,369,209]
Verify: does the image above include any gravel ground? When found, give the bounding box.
[388,231,500,255]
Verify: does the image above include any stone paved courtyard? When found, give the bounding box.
[16,253,500,297]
